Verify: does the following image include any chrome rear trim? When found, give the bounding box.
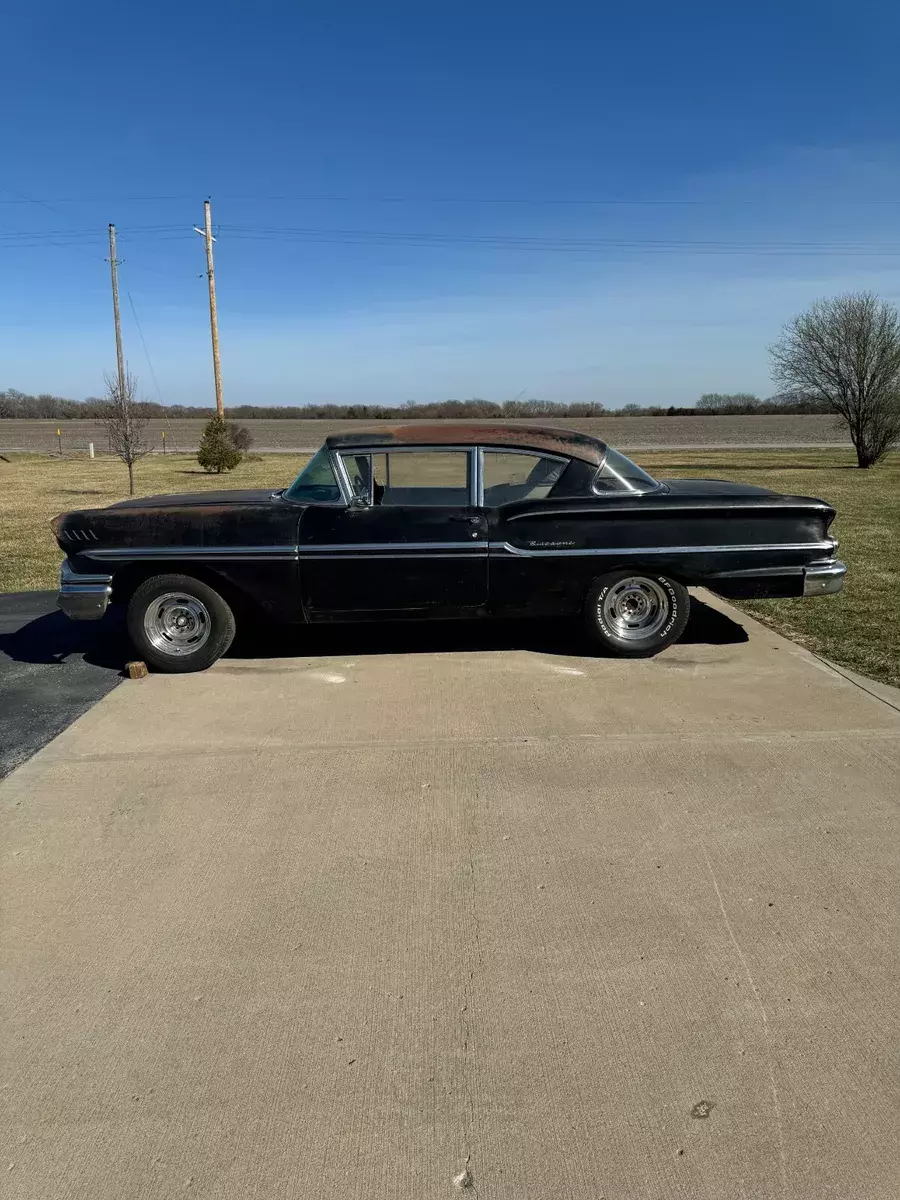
[803,560,847,596]
[496,540,837,558]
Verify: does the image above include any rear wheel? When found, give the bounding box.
[584,570,689,657]
[126,574,236,673]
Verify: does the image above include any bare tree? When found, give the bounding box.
[697,392,761,412]
[769,292,900,467]
[100,369,151,495]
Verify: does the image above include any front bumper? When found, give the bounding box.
[57,560,113,620]
[803,559,847,597]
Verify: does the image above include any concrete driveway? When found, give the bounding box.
[2,595,899,1200]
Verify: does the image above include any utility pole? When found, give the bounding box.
[106,224,126,402]
[195,200,224,418]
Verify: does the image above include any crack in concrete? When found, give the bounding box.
[703,846,791,1200]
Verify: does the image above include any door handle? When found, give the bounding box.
[449,515,482,524]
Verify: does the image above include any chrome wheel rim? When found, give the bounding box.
[143,592,211,657]
[600,577,669,641]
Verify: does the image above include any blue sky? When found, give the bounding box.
[2,0,900,407]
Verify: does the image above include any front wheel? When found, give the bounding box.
[584,570,689,657]
[126,574,236,673]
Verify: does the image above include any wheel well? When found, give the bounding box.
[588,564,690,592]
[110,562,250,617]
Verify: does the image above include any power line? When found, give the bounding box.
[126,291,164,404]
[216,225,900,257]
[223,223,900,249]
[0,186,106,262]
[2,192,900,207]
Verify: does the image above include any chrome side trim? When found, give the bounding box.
[705,566,804,580]
[87,545,298,561]
[60,560,114,585]
[297,541,484,555]
[296,552,488,560]
[86,541,489,562]
[495,540,837,558]
[507,501,834,520]
[79,538,835,565]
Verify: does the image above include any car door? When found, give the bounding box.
[298,447,489,618]
[482,448,576,616]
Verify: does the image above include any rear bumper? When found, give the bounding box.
[706,558,847,600]
[57,560,113,620]
[802,559,847,597]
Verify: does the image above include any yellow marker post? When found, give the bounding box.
[56,427,62,456]
[162,430,166,455]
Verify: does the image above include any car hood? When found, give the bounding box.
[109,488,282,510]
[661,478,779,497]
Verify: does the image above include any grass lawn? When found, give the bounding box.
[0,453,310,595]
[2,447,897,687]
[638,449,899,688]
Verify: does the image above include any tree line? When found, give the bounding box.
[0,390,831,420]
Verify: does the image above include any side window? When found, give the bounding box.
[340,450,471,506]
[284,447,343,503]
[482,451,566,505]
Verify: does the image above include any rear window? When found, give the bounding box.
[592,449,659,494]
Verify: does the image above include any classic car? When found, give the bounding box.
[52,423,846,672]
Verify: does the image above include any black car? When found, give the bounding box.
[52,423,845,672]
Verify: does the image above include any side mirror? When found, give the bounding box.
[349,494,369,509]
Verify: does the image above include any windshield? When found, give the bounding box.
[284,447,343,503]
[592,448,659,494]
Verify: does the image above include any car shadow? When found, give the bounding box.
[0,596,747,673]
[228,595,748,661]
[0,608,131,673]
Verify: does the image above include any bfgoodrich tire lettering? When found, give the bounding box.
[126,574,236,673]
[585,570,689,657]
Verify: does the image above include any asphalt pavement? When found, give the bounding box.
[0,592,126,779]
[2,594,899,1199]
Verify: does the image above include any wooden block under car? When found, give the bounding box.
[126,661,149,680]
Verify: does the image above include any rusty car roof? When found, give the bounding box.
[324,422,608,465]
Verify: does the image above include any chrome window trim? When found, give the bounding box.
[480,446,570,459]
[331,447,355,505]
[337,449,375,504]
[495,539,837,558]
[334,445,479,509]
